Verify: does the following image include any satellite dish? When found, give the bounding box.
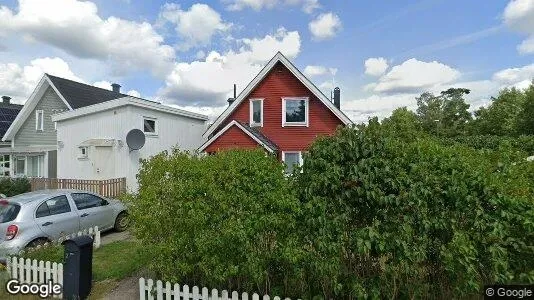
[126,129,145,151]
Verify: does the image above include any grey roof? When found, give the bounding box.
[0,102,23,140]
[236,121,279,152]
[46,74,129,109]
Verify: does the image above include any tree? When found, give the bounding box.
[471,87,526,135]
[416,92,443,134]
[516,83,534,135]
[381,107,422,140]
[440,88,472,135]
[415,88,472,136]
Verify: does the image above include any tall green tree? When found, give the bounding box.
[416,88,472,136]
[471,87,526,135]
[516,83,534,135]
[382,107,422,140]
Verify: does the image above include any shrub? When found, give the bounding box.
[126,149,302,297]
[0,177,31,197]
[296,119,534,298]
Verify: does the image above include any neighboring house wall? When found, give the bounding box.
[214,62,343,152]
[13,87,68,147]
[57,105,206,191]
[204,125,262,153]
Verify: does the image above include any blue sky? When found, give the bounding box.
[0,0,533,121]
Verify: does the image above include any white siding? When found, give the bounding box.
[56,105,206,192]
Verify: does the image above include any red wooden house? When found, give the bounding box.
[199,52,353,172]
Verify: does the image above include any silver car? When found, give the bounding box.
[0,189,128,257]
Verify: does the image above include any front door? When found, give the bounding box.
[93,146,115,180]
[34,195,80,240]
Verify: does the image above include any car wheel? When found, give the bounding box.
[26,238,49,250]
[114,212,129,232]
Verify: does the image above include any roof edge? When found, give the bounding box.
[198,120,276,153]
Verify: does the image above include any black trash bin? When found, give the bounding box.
[62,235,93,300]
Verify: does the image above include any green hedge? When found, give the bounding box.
[0,177,31,197]
[127,124,534,298]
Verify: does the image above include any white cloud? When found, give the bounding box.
[492,63,534,85]
[309,12,342,41]
[304,65,327,77]
[93,80,113,90]
[503,0,534,54]
[364,57,389,77]
[0,57,82,103]
[224,0,320,14]
[0,0,175,76]
[159,3,231,51]
[127,90,141,97]
[371,58,460,94]
[158,28,301,107]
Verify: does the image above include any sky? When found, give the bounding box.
[0,0,533,123]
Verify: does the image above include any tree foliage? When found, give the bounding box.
[297,121,533,298]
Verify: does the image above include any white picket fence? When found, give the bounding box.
[6,257,63,298]
[57,225,101,249]
[139,278,300,300]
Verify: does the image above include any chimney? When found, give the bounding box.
[111,83,121,93]
[1,96,11,104]
[333,87,340,109]
[227,84,237,106]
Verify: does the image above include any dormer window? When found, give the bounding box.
[249,99,263,127]
[282,97,309,127]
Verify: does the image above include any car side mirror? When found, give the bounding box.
[101,199,109,206]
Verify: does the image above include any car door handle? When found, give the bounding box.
[80,213,89,218]
[42,222,53,226]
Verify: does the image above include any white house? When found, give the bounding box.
[52,96,208,191]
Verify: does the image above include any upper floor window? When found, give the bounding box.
[249,99,263,127]
[282,97,309,127]
[35,110,44,131]
[143,117,157,135]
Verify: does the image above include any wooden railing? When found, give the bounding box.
[30,177,126,198]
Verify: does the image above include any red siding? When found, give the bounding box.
[204,124,262,153]
[213,62,343,154]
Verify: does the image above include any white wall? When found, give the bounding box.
[56,105,207,192]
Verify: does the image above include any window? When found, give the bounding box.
[26,156,44,177]
[35,110,44,131]
[71,193,107,210]
[249,99,263,127]
[15,157,25,176]
[0,202,20,223]
[283,151,303,174]
[143,117,157,135]
[79,146,88,159]
[35,196,71,218]
[0,155,10,177]
[282,97,308,127]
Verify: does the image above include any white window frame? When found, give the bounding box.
[78,146,88,159]
[14,156,26,176]
[35,110,44,131]
[282,151,303,174]
[143,117,158,136]
[249,98,264,127]
[282,97,309,127]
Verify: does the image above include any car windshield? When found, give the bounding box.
[0,200,21,223]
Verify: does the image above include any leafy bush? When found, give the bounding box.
[0,177,31,197]
[297,119,534,298]
[126,149,302,297]
[439,134,534,154]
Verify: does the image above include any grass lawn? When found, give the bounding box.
[0,239,151,299]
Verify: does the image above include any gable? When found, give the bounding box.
[203,123,264,153]
[14,86,69,146]
[203,52,352,139]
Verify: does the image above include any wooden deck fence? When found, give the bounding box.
[30,177,126,198]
